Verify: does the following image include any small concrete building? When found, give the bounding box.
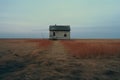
[49,25,71,39]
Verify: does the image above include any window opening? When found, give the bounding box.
[64,34,67,37]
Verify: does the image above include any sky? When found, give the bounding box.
[0,0,120,38]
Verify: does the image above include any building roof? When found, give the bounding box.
[49,25,70,31]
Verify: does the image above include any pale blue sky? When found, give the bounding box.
[0,0,120,38]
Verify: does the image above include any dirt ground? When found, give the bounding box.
[0,39,120,80]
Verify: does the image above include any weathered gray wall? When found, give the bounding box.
[49,31,70,39]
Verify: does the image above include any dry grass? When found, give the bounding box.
[0,39,120,80]
[27,39,52,48]
[61,39,120,58]
[0,39,53,80]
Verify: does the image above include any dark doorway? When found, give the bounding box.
[53,32,55,36]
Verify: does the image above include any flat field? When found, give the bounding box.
[0,39,120,80]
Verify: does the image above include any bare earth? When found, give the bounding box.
[0,39,120,80]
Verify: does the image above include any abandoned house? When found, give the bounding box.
[49,25,71,39]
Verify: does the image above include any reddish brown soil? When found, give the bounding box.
[0,39,120,80]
